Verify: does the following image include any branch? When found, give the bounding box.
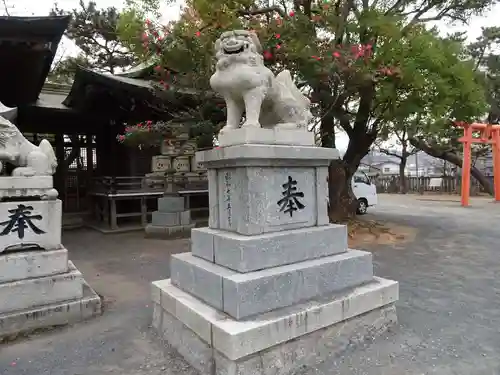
[237,6,285,18]
[2,0,9,16]
[410,137,493,194]
[378,148,403,160]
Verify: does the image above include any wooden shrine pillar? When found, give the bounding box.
[457,122,500,206]
[493,129,500,202]
[460,125,472,207]
[86,133,93,181]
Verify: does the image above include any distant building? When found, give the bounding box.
[360,150,457,177]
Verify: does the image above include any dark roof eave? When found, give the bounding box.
[0,16,71,39]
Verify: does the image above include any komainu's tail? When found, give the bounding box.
[39,139,58,171]
[275,69,310,107]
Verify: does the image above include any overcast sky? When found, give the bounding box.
[6,0,500,151]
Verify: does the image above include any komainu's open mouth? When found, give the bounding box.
[223,46,244,54]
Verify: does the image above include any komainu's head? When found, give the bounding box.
[214,30,262,60]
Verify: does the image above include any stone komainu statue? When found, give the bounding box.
[209,30,313,133]
[0,103,57,177]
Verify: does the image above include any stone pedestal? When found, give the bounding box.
[151,140,399,374]
[146,136,206,237]
[145,196,195,238]
[0,176,101,341]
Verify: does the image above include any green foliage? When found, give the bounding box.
[469,26,500,124]
[116,0,493,169]
[51,0,138,74]
[48,55,92,84]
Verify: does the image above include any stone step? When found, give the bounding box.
[0,261,84,314]
[145,223,195,239]
[152,277,398,369]
[158,196,186,213]
[191,224,348,272]
[151,211,191,227]
[170,250,373,319]
[0,248,68,283]
[0,282,102,341]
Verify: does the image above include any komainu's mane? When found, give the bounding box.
[0,116,18,147]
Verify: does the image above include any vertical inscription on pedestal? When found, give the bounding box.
[0,204,45,239]
[277,176,305,217]
[223,171,232,227]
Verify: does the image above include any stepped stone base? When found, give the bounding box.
[151,142,399,374]
[170,250,374,319]
[147,196,194,239]
[145,223,195,239]
[0,249,102,341]
[152,278,398,375]
[0,283,101,342]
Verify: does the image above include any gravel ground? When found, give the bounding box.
[1,194,500,375]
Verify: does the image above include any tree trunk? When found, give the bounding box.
[409,137,493,195]
[328,134,376,221]
[320,84,377,222]
[399,154,407,194]
[328,159,358,222]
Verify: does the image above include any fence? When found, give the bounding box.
[372,175,492,195]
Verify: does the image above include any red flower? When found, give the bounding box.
[276,44,281,50]
[146,120,152,125]
[263,50,273,60]
[311,55,321,60]
[275,33,281,39]
[289,11,295,16]
[137,123,143,127]
[118,135,125,141]
[333,51,341,58]
[154,65,162,71]
[145,19,151,25]
[195,31,201,37]
[141,33,148,41]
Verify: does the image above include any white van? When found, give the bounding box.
[352,171,378,214]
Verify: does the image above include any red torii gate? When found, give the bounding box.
[455,121,500,206]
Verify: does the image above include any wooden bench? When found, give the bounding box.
[88,177,209,232]
[178,188,209,219]
[89,190,164,231]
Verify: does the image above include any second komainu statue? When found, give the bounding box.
[210,30,313,133]
[0,103,57,177]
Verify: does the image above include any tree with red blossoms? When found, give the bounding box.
[118,0,489,219]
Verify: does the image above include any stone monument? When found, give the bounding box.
[145,129,207,238]
[0,104,101,341]
[151,30,398,374]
